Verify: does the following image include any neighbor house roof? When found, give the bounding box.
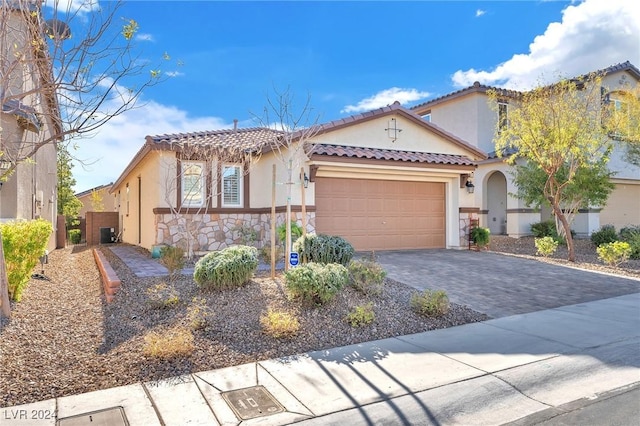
[313,144,476,166]
[75,182,113,198]
[411,61,640,113]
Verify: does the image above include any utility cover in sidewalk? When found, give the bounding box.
[221,385,285,420]
[57,406,129,426]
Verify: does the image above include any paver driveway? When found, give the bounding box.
[375,250,640,318]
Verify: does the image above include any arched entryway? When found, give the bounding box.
[486,171,507,235]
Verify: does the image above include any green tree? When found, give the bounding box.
[90,189,105,212]
[57,148,82,222]
[490,73,637,262]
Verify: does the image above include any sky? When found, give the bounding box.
[56,0,640,194]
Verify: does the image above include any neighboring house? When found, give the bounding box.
[411,61,640,237]
[111,103,487,252]
[75,183,115,217]
[1,1,59,252]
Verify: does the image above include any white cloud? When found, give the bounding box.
[44,0,100,15]
[452,0,640,90]
[341,87,431,114]
[71,100,233,193]
[135,33,154,42]
[475,9,486,17]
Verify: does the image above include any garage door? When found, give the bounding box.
[315,177,446,251]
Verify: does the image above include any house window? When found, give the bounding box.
[498,102,508,132]
[181,161,206,207]
[421,112,431,122]
[602,90,630,139]
[222,164,242,207]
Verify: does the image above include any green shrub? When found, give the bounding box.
[534,236,559,257]
[160,245,185,275]
[410,290,450,317]
[293,234,354,266]
[194,245,258,290]
[591,225,618,246]
[470,226,490,248]
[1,219,52,301]
[597,241,631,266]
[348,259,387,296]
[260,309,300,338]
[285,262,348,305]
[345,303,375,327]
[530,220,556,238]
[619,226,640,260]
[276,222,303,245]
[68,229,81,244]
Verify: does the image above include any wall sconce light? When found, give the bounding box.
[301,172,309,188]
[465,180,475,194]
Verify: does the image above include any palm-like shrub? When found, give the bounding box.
[194,245,258,290]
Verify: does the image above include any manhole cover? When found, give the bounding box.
[221,385,285,420]
[57,406,129,426]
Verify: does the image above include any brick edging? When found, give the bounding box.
[93,249,122,303]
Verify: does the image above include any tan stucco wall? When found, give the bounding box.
[112,151,162,250]
[250,148,311,208]
[311,114,476,157]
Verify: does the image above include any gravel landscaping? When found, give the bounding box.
[1,236,638,407]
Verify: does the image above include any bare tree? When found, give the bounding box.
[1,0,173,177]
[157,128,268,259]
[254,87,321,269]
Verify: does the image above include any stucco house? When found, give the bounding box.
[111,104,487,252]
[1,0,60,251]
[75,183,116,217]
[411,61,640,237]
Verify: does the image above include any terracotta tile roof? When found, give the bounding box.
[314,144,476,166]
[411,61,639,113]
[148,127,282,152]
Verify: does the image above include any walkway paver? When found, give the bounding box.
[376,249,640,318]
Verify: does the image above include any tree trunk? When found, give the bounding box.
[550,199,576,262]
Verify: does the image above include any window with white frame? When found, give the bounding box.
[181,161,205,207]
[421,112,431,122]
[222,164,242,207]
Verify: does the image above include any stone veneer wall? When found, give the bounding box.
[155,212,316,252]
[459,211,479,249]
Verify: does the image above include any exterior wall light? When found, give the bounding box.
[302,172,309,188]
[465,180,475,194]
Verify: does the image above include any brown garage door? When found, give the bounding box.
[315,177,445,251]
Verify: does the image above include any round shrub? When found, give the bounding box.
[348,259,387,296]
[285,262,349,305]
[293,234,354,266]
[530,220,556,238]
[591,224,617,246]
[193,245,258,290]
[619,226,640,260]
[410,289,450,317]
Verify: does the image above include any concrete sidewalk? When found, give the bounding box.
[2,293,639,426]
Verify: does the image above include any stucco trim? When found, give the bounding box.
[309,153,476,171]
[459,207,480,213]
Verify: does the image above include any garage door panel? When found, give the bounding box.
[315,177,446,251]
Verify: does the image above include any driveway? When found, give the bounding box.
[375,250,640,318]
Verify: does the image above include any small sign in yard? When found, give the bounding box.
[289,252,299,267]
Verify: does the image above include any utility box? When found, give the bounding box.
[100,227,114,244]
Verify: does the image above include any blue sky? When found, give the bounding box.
[63,0,640,193]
